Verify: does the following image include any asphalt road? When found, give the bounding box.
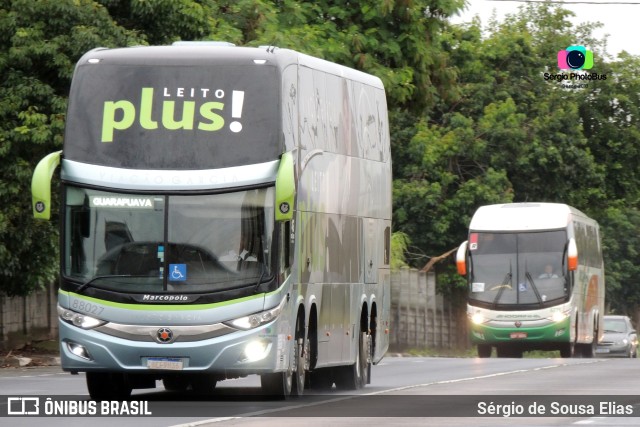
[1,356,639,427]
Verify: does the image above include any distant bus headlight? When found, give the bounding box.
[550,311,568,323]
[224,297,287,331]
[471,312,485,325]
[57,305,106,329]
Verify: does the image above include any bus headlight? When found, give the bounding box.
[471,312,485,325]
[224,298,287,330]
[550,311,568,323]
[57,306,106,329]
[241,340,272,362]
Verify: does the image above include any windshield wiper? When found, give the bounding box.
[525,271,544,306]
[75,274,139,294]
[254,263,268,293]
[493,271,512,307]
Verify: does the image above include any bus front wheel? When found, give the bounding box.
[261,317,305,399]
[261,364,293,398]
[560,342,574,358]
[477,344,492,358]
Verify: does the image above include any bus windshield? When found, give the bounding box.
[468,230,568,307]
[64,186,274,293]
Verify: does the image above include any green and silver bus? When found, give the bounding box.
[456,203,604,358]
[31,43,392,399]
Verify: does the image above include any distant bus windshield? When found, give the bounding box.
[64,186,274,294]
[64,63,281,169]
[468,230,568,307]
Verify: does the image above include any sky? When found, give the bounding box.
[452,0,640,57]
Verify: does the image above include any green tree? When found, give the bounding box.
[220,0,463,113]
[577,54,640,315]
[393,4,609,271]
[0,0,141,296]
[97,0,220,45]
[599,206,640,315]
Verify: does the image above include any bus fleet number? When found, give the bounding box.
[71,300,105,316]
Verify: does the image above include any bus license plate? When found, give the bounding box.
[510,332,527,339]
[147,357,184,370]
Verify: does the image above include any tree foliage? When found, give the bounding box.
[0,0,141,296]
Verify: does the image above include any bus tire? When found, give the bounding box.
[335,331,367,390]
[86,372,132,401]
[291,335,307,397]
[261,370,292,399]
[359,331,370,387]
[581,334,597,358]
[260,325,304,399]
[477,344,492,358]
[560,342,574,358]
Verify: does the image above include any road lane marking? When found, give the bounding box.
[169,359,607,426]
[365,359,607,395]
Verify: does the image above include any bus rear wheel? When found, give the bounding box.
[335,331,368,390]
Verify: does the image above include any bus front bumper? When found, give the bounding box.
[469,317,571,346]
[58,319,290,375]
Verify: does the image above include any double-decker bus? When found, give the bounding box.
[31,43,392,399]
[456,203,604,358]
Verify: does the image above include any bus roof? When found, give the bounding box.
[469,203,595,232]
[77,44,384,89]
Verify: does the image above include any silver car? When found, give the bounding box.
[596,315,638,358]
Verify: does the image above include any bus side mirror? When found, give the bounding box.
[456,240,468,275]
[275,151,295,222]
[31,151,62,220]
[567,237,578,271]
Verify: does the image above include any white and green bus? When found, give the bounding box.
[456,203,604,358]
[31,43,392,399]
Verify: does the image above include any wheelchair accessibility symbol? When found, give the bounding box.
[169,264,187,281]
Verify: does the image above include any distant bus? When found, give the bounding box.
[31,43,392,399]
[456,203,605,358]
